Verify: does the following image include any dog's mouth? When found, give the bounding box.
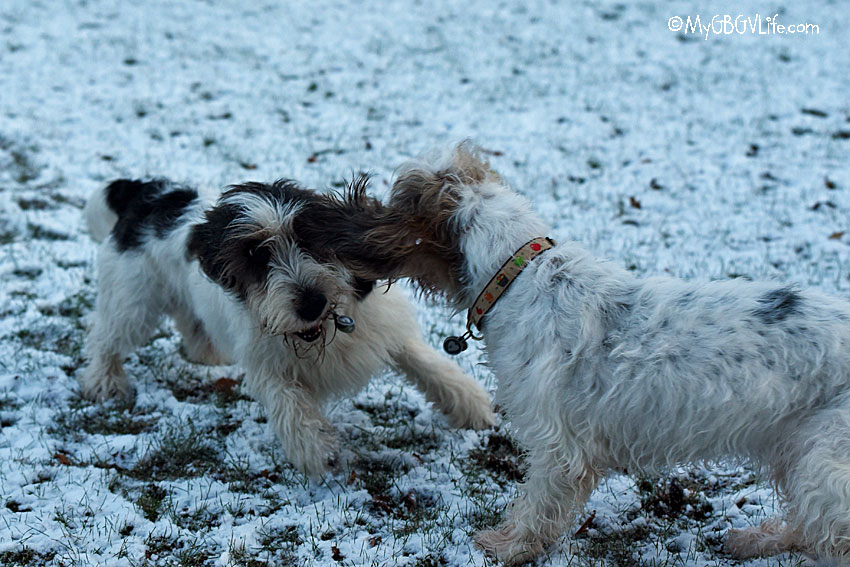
[295,323,324,343]
[283,310,355,360]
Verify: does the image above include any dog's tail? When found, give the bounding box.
[84,179,146,243]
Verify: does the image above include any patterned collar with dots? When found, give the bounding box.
[466,236,556,335]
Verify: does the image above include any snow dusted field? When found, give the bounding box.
[1,1,848,565]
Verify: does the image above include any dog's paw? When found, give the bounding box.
[474,525,544,566]
[285,427,341,478]
[448,403,497,430]
[445,386,497,430]
[78,367,135,404]
[726,518,800,559]
[726,528,763,559]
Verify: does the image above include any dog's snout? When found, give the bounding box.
[297,289,328,321]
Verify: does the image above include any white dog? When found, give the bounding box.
[81,177,495,476]
[354,143,850,564]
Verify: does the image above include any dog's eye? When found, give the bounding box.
[246,245,271,271]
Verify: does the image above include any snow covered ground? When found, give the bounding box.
[1,0,848,565]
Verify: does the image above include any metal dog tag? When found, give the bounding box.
[334,315,356,333]
[443,335,468,355]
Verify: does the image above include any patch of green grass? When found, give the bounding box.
[564,472,743,567]
[7,322,86,367]
[170,502,221,531]
[466,429,525,486]
[355,455,409,497]
[57,290,95,321]
[8,328,36,346]
[135,535,212,567]
[16,197,53,210]
[579,522,653,567]
[215,416,243,437]
[0,392,21,412]
[168,375,251,408]
[136,484,168,521]
[128,420,221,481]
[353,395,420,428]
[462,490,507,532]
[390,491,441,537]
[220,452,287,496]
[635,476,713,522]
[55,259,87,269]
[9,290,35,299]
[50,404,158,440]
[169,378,207,403]
[27,291,95,369]
[12,266,42,279]
[48,190,82,207]
[227,542,270,567]
[22,327,83,360]
[411,554,448,567]
[383,428,441,452]
[0,393,22,428]
[0,229,16,244]
[11,149,41,183]
[682,468,758,499]
[53,329,85,361]
[254,524,301,566]
[27,222,69,240]
[0,547,56,567]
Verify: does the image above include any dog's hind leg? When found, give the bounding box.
[391,338,496,430]
[80,249,165,402]
[726,517,801,559]
[475,443,601,565]
[170,303,230,366]
[769,410,850,563]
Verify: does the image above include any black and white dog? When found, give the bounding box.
[82,177,495,476]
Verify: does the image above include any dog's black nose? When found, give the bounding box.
[297,290,328,321]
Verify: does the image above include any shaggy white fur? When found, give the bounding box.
[81,178,495,477]
[379,144,850,565]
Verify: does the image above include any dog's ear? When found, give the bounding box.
[342,174,433,263]
[186,204,271,298]
[290,175,399,282]
[354,203,465,300]
[356,165,467,298]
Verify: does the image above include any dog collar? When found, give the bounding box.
[443,236,556,355]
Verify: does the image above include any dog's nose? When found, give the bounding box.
[297,290,328,321]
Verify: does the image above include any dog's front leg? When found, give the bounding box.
[249,372,339,477]
[475,445,601,565]
[391,338,496,429]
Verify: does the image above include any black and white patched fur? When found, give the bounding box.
[359,143,850,565]
[81,177,495,476]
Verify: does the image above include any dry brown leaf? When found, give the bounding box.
[54,452,72,466]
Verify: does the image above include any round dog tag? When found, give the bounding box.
[443,336,468,355]
[334,315,356,333]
